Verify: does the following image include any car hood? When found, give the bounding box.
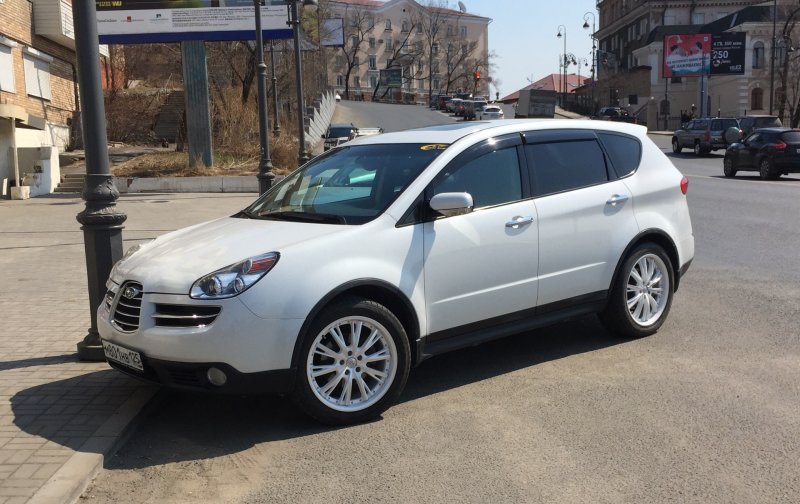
[112,216,346,294]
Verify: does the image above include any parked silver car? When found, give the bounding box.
[672,117,741,156]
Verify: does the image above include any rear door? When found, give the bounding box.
[523,130,639,306]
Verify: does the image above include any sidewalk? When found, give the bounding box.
[0,192,256,503]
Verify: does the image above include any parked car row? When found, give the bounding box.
[430,93,503,121]
[669,114,798,180]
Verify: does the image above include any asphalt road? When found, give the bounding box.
[83,112,800,504]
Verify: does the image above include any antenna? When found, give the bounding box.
[458,1,467,13]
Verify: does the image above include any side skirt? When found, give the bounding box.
[418,291,607,362]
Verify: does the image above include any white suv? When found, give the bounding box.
[99,121,694,425]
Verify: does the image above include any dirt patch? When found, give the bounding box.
[110,151,295,178]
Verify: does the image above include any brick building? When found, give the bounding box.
[0,0,107,198]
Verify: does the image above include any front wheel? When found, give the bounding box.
[693,141,703,156]
[672,138,682,153]
[723,156,737,178]
[294,297,410,425]
[601,243,674,339]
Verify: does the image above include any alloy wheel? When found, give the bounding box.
[626,253,670,327]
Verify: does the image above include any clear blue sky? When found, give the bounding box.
[461,0,599,98]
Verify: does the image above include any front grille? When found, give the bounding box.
[153,304,221,328]
[112,281,143,332]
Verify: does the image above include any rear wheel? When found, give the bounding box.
[759,157,777,180]
[693,141,703,156]
[672,138,682,153]
[294,297,410,425]
[601,243,674,339]
[723,156,737,178]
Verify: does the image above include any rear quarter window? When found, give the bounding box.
[780,131,800,143]
[597,132,642,178]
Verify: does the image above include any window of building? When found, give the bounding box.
[369,37,376,49]
[351,36,358,48]
[354,76,360,88]
[664,15,676,25]
[23,48,52,100]
[460,26,467,38]
[753,41,764,69]
[432,61,439,73]
[432,43,439,54]
[691,13,705,25]
[336,55,345,68]
[368,55,377,69]
[369,74,378,88]
[354,56,359,67]
[447,25,453,36]
[386,38,394,51]
[401,20,409,32]
[433,78,440,90]
[337,74,344,86]
[385,19,392,31]
[0,37,16,93]
[751,87,763,110]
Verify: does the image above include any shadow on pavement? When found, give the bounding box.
[0,353,77,371]
[12,315,622,469]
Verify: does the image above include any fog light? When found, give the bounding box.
[206,367,227,386]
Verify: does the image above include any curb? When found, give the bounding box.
[29,386,160,504]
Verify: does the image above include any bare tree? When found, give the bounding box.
[336,4,378,99]
[776,3,800,126]
[372,10,424,100]
[419,0,450,100]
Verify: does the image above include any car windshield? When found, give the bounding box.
[780,131,800,143]
[241,144,446,225]
[327,127,353,138]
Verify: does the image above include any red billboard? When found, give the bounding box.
[663,34,711,77]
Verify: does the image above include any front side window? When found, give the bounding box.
[526,140,609,196]
[432,147,522,209]
[244,145,445,225]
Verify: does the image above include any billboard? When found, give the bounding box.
[380,68,403,88]
[96,1,293,44]
[663,34,711,77]
[711,32,746,75]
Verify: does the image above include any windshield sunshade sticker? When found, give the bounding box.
[420,144,449,151]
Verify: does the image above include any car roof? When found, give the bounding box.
[739,115,779,119]
[752,127,793,134]
[346,119,647,146]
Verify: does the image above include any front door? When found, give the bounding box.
[422,137,539,336]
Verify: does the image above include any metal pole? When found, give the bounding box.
[769,0,777,114]
[72,1,127,361]
[254,0,275,194]
[270,41,281,137]
[290,0,310,165]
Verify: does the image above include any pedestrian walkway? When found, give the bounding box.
[0,191,256,503]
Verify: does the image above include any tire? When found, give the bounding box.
[293,296,410,425]
[723,156,737,178]
[693,141,703,156]
[600,243,675,339]
[759,157,777,180]
[672,138,682,154]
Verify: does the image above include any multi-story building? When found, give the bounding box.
[325,0,490,102]
[0,0,108,198]
[589,0,780,129]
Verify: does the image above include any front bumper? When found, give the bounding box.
[105,350,295,394]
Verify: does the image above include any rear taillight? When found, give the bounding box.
[680,176,689,195]
[704,131,711,142]
[774,140,787,151]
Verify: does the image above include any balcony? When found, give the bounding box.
[33,0,108,56]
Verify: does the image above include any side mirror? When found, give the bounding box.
[429,192,474,217]
[723,126,741,145]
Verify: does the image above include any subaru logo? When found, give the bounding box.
[123,286,140,299]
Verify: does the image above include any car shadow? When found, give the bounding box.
[664,151,725,160]
[708,174,800,182]
[10,316,623,469]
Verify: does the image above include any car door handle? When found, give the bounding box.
[505,216,534,228]
[606,194,629,206]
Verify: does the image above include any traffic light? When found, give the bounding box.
[474,70,481,80]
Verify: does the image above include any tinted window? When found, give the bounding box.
[432,147,522,208]
[327,127,353,138]
[780,131,800,143]
[711,120,721,130]
[692,120,709,130]
[720,119,739,129]
[526,140,609,196]
[755,117,782,128]
[598,133,641,178]
[745,132,761,143]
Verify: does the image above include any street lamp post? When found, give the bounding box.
[557,25,567,107]
[287,0,318,166]
[254,0,275,195]
[583,11,597,114]
[71,1,127,360]
[270,41,281,137]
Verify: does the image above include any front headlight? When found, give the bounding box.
[190,252,280,299]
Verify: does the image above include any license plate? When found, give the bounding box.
[102,340,144,371]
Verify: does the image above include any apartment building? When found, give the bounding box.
[325,0,490,101]
[589,0,776,128]
[0,0,108,198]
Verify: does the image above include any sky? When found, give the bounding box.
[459,0,599,98]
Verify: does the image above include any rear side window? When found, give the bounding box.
[526,140,609,196]
[720,119,739,129]
[692,120,709,130]
[597,133,641,178]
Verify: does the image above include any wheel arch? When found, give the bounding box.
[610,230,682,294]
[290,279,421,370]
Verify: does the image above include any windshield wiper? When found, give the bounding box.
[234,209,257,219]
[257,211,347,224]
